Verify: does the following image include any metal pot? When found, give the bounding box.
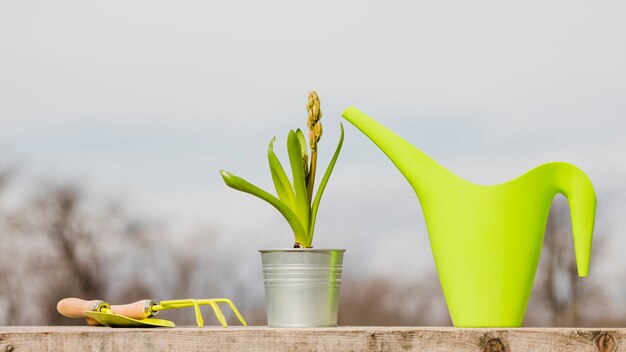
[260,248,345,327]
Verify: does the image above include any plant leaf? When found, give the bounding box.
[295,129,309,177]
[219,170,307,245]
[308,123,344,247]
[268,137,296,210]
[287,130,310,245]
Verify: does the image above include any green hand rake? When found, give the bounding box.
[58,297,247,328]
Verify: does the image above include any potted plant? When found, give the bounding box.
[220,91,344,327]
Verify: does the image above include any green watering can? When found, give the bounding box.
[341,106,596,327]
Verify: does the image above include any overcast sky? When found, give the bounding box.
[1,1,625,296]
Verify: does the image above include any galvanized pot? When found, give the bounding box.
[260,249,345,327]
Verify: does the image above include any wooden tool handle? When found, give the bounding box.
[110,300,154,319]
[57,298,106,318]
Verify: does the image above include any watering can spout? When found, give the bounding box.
[341,106,461,199]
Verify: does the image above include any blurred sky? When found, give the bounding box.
[1,1,625,293]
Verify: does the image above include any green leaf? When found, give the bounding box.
[308,123,344,247]
[295,129,309,177]
[219,170,307,245]
[268,137,296,210]
[287,130,310,245]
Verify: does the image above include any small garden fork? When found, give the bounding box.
[58,297,247,328]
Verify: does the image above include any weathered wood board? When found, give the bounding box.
[0,326,623,352]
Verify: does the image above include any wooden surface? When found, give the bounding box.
[0,326,624,352]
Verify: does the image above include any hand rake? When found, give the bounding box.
[57,297,247,328]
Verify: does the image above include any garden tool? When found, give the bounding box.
[155,298,248,327]
[57,298,175,328]
[57,297,247,328]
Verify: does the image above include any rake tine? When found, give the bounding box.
[193,299,204,327]
[206,300,228,327]
[213,298,248,326]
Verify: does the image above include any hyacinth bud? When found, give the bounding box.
[315,122,323,142]
[307,91,322,151]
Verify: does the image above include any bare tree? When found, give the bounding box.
[339,275,450,326]
[0,180,156,325]
[0,176,243,326]
[0,165,18,324]
[18,185,105,324]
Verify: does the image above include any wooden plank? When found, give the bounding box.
[0,326,623,352]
